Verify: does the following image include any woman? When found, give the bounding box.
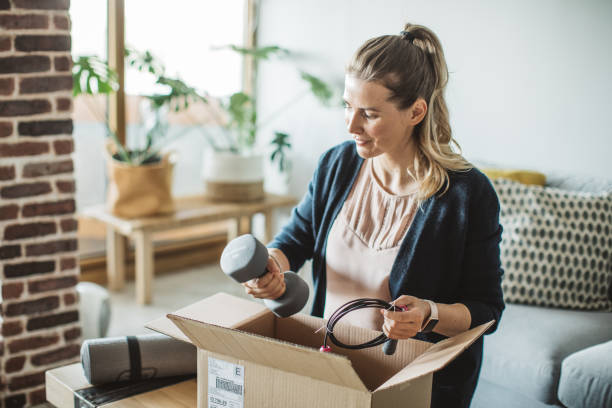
[244,23,504,407]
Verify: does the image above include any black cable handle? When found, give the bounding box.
[322,298,406,355]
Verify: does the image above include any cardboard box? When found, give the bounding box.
[147,292,492,408]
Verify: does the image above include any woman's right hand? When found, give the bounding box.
[242,255,286,300]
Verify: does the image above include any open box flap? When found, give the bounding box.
[374,321,494,392]
[145,292,269,344]
[166,295,368,392]
[276,314,434,391]
[146,315,191,343]
[169,314,367,392]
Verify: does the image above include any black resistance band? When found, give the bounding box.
[322,298,406,355]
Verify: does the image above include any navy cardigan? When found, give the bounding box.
[269,141,505,406]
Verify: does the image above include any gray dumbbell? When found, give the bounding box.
[220,234,309,317]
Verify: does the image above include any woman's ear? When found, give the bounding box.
[408,98,427,125]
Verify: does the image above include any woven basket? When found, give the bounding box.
[106,145,175,218]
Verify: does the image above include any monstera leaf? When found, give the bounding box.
[72,55,119,96]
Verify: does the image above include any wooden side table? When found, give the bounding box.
[46,363,196,407]
[82,193,297,305]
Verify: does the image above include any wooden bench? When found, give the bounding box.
[82,193,297,305]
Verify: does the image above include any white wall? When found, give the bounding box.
[256,0,612,197]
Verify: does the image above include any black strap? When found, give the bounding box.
[126,336,142,381]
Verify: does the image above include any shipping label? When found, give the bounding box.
[208,357,245,408]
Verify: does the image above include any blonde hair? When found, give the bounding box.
[346,23,472,202]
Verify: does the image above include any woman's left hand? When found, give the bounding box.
[380,295,431,339]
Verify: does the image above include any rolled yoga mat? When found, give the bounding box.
[81,333,197,385]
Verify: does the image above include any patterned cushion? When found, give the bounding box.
[493,178,612,310]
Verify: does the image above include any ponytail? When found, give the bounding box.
[347,23,471,202]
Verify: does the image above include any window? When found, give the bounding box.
[70,0,109,209]
[70,0,246,208]
[125,0,244,97]
[70,1,247,264]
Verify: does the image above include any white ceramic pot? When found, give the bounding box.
[202,150,264,202]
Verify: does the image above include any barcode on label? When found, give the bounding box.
[216,377,243,395]
[208,357,244,408]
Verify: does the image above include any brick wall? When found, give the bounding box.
[0,0,81,406]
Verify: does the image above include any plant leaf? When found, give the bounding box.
[148,76,208,111]
[125,46,166,77]
[300,71,333,105]
[72,55,119,97]
[225,45,290,60]
[270,131,291,172]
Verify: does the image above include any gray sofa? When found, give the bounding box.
[472,174,612,408]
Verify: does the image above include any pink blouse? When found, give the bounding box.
[324,159,418,331]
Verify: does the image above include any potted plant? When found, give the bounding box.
[72,51,207,217]
[201,90,264,201]
[200,45,336,201]
[74,45,336,207]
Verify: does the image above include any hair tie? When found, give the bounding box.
[400,30,415,42]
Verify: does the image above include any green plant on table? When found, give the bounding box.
[221,45,337,171]
[73,44,337,169]
[72,49,209,165]
[270,131,292,173]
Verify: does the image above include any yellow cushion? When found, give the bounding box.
[482,168,546,186]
